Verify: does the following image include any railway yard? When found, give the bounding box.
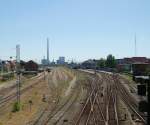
[0,67,147,125]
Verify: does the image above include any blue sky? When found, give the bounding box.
[0,0,150,62]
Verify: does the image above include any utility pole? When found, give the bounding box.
[16,44,21,103]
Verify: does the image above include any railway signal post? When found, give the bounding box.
[47,68,51,85]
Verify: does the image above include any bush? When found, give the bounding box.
[12,102,21,112]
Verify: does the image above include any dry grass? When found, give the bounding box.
[0,78,49,125]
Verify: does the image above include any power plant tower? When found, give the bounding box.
[47,38,50,64]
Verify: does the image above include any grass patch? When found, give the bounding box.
[12,102,22,112]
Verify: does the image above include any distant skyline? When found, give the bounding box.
[0,0,150,63]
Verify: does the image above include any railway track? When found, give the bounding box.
[101,72,146,125]
[106,85,119,125]
[102,72,146,124]
[113,74,147,125]
[32,79,81,125]
[0,73,44,107]
[73,71,120,125]
[49,89,80,125]
[74,77,109,125]
[75,70,147,125]
[1,69,145,125]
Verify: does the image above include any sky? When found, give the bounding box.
[0,0,150,63]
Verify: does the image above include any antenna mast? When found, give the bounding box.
[135,34,137,57]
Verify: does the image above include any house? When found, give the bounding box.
[24,60,38,71]
[6,61,16,71]
[0,60,13,72]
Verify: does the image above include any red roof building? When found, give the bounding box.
[116,57,150,72]
[124,57,149,64]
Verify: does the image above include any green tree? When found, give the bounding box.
[106,54,116,68]
[97,58,106,68]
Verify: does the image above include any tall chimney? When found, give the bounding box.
[47,38,49,64]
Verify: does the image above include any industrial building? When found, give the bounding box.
[57,57,65,65]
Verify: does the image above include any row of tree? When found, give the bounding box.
[97,54,117,68]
